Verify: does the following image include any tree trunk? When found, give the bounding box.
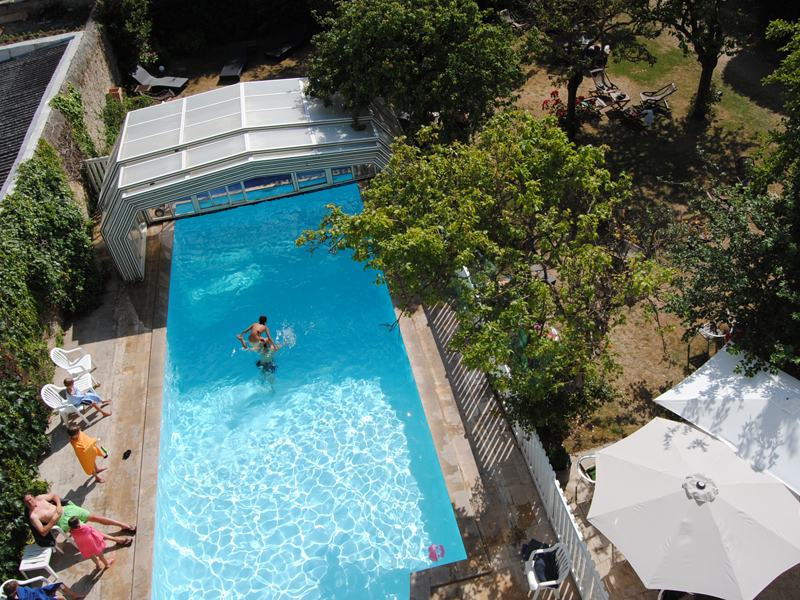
[565,70,583,142]
[690,54,719,119]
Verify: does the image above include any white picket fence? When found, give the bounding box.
[84,155,108,195]
[513,423,609,600]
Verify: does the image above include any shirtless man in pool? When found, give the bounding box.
[23,492,135,537]
[237,315,276,350]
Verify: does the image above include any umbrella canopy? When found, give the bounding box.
[655,346,800,495]
[587,418,800,600]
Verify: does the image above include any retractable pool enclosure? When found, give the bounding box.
[97,78,401,282]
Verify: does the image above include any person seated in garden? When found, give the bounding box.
[2,580,85,600]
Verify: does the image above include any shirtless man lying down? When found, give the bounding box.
[23,492,135,538]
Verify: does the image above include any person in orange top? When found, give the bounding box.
[67,424,108,484]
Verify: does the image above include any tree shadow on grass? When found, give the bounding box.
[722,51,785,115]
[619,379,680,424]
[579,106,756,214]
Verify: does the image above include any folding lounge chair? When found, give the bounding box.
[640,82,678,110]
[622,105,654,130]
[499,9,526,29]
[589,68,619,97]
[134,85,175,102]
[220,42,247,81]
[265,23,307,59]
[130,65,188,91]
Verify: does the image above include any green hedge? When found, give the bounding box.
[99,92,154,152]
[0,139,105,579]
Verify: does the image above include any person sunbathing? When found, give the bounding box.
[23,492,135,539]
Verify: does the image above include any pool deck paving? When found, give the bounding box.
[33,223,800,600]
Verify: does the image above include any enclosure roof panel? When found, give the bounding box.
[115,78,366,166]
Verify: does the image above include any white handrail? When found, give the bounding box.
[513,423,609,600]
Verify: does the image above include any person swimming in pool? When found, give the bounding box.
[248,337,284,369]
[245,337,285,391]
[237,315,275,350]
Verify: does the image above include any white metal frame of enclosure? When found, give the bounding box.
[97,78,401,282]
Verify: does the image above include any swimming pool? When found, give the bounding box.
[153,184,466,599]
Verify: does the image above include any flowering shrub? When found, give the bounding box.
[541,90,597,130]
[140,45,159,68]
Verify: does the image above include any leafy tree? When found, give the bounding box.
[97,0,158,73]
[666,20,800,377]
[763,20,800,195]
[652,0,747,118]
[3,139,105,317]
[666,181,800,377]
[306,0,523,142]
[514,0,656,141]
[298,110,669,442]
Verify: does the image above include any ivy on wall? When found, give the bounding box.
[0,139,106,579]
[50,82,98,159]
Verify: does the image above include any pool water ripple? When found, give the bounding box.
[154,185,465,599]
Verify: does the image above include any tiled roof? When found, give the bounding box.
[0,42,68,191]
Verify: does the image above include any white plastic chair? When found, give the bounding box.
[1,576,56,599]
[524,542,571,600]
[49,525,78,552]
[17,545,56,580]
[577,455,596,485]
[16,526,76,582]
[40,372,98,426]
[50,347,98,385]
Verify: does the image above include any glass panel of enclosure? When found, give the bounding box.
[127,211,148,261]
[172,198,195,216]
[332,167,353,183]
[227,183,245,203]
[196,191,213,209]
[244,174,294,201]
[297,169,327,189]
[353,163,376,180]
[210,186,230,207]
[142,166,365,222]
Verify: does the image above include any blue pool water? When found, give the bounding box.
[153,184,466,599]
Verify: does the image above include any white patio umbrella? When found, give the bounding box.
[655,345,800,496]
[587,418,800,600]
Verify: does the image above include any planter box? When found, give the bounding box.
[107,87,123,103]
